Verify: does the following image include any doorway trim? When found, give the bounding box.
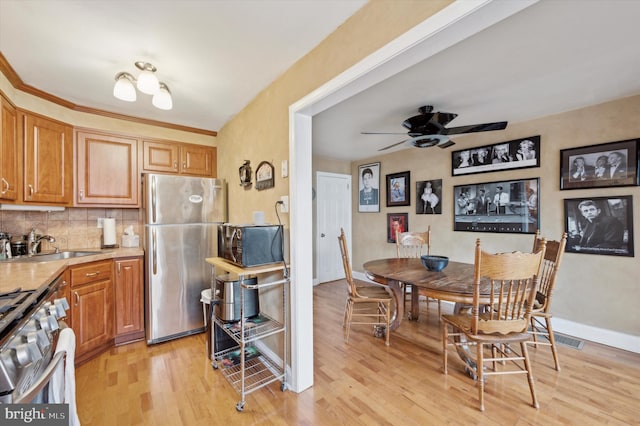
[287,0,538,393]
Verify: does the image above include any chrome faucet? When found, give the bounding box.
[27,228,56,255]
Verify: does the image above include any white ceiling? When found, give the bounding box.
[2,1,640,163]
[314,0,640,161]
[0,0,366,132]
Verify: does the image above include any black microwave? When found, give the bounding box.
[218,224,284,267]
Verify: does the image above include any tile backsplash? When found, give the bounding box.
[0,208,142,251]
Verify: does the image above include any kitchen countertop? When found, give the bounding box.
[0,248,144,294]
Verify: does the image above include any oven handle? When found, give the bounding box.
[13,321,68,404]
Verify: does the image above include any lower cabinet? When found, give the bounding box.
[69,260,114,363]
[114,257,144,344]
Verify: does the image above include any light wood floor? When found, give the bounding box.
[76,280,640,425]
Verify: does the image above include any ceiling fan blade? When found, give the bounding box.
[378,140,407,151]
[442,121,508,135]
[437,140,455,149]
[361,131,408,135]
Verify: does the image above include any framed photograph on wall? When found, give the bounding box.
[358,162,381,212]
[560,139,639,190]
[453,178,540,234]
[386,171,411,207]
[564,195,634,257]
[416,179,442,214]
[387,213,408,243]
[451,135,540,176]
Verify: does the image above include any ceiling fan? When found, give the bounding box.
[361,105,508,151]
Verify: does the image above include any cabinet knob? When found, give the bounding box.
[79,190,84,200]
[1,177,8,194]
[28,184,34,197]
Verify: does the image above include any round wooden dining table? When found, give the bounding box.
[363,257,491,330]
[364,257,491,377]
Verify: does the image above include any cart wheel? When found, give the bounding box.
[280,382,286,392]
[236,401,245,412]
[407,312,413,321]
[212,361,218,370]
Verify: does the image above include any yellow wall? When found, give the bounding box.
[348,95,640,336]
[215,0,453,226]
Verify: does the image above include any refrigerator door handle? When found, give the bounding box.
[152,227,157,275]
[151,175,157,223]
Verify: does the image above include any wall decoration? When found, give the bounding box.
[564,195,634,257]
[560,139,639,190]
[239,160,252,187]
[386,171,410,207]
[387,213,408,243]
[451,135,540,176]
[255,161,275,190]
[453,178,540,234]
[416,179,442,214]
[358,162,380,212]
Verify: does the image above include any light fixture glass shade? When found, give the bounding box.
[137,69,160,94]
[113,73,136,102]
[152,83,173,110]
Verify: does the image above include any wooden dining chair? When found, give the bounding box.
[396,227,441,319]
[338,228,393,346]
[527,230,567,371]
[441,238,546,412]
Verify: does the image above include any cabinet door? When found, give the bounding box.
[181,144,215,177]
[76,131,139,206]
[0,95,19,201]
[142,139,179,173]
[22,113,73,204]
[114,257,144,341]
[71,278,114,357]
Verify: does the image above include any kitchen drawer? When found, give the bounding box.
[70,260,113,287]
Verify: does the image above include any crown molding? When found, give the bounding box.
[0,51,216,137]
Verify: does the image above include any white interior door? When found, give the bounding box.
[316,172,352,284]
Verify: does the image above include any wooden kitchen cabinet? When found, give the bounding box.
[22,112,73,205]
[143,139,216,177]
[76,130,139,207]
[69,259,114,363]
[114,256,144,344]
[0,94,19,201]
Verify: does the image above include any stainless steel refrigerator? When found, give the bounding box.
[143,173,227,344]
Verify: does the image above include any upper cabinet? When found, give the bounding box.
[143,139,216,177]
[0,95,19,201]
[76,130,139,207]
[22,112,73,205]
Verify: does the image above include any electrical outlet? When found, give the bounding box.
[280,196,289,213]
[97,218,104,228]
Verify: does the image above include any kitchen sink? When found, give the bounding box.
[2,251,102,263]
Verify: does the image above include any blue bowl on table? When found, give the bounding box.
[420,255,449,272]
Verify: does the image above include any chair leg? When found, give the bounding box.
[437,299,441,320]
[442,322,448,374]
[530,316,539,346]
[345,300,353,342]
[545,316,561,371]
[521,341,539,409]
[342,298,349,328]
[477,342,485,412]
[385,301,391,346]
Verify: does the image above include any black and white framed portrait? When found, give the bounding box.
[416,179,442,214]
[358,162,380,212]
[564,195,634,257]
[452,135,541,176]
[453,178,540,234]
[560,139,639,190]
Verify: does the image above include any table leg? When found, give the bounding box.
[386,279,403,331]
[453,303,480,380]
[409,285,420,321]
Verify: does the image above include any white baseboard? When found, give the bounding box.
[352,271,639,354]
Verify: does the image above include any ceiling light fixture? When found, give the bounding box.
[113,61,172,110]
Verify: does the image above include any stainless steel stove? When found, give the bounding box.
[0,275,69,403]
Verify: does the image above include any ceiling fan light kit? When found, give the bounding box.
[113,61,173,110]
[363,105,507,151]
